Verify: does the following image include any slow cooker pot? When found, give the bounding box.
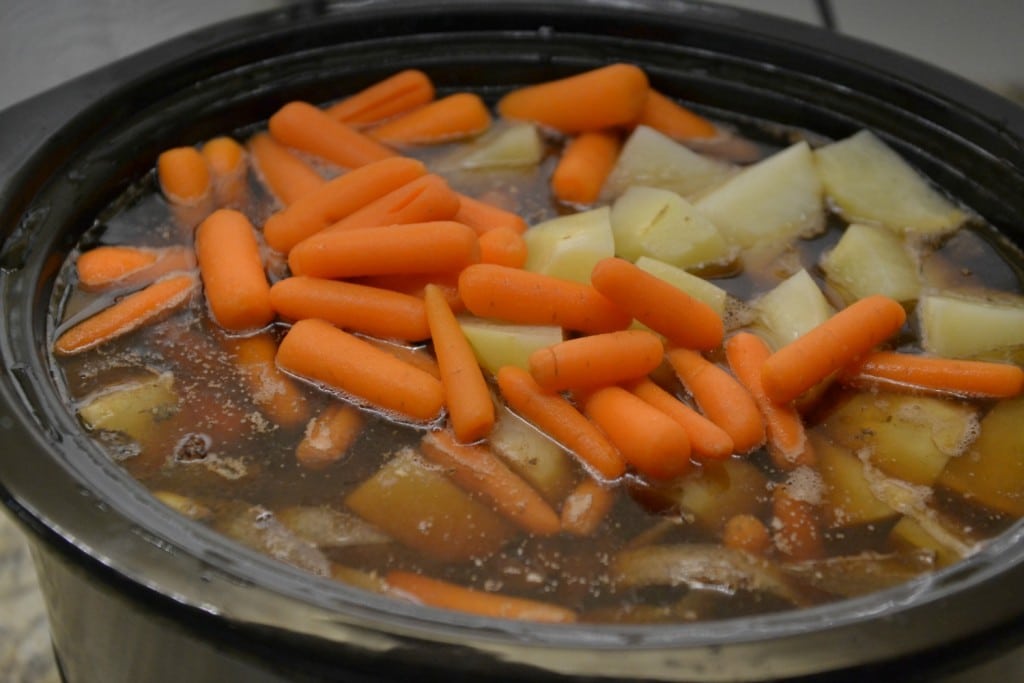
[3,1,1024,681]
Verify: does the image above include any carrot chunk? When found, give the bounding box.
[637,89,718,140]
[560,477,617,536]
[551,131,621,205]
[454,193,529,235]
[269,101,396,169]
[326,69,435,126]
[368,92,491,145]
[841,350,1024,399]
[157,146,211,206]
[477,226,528,268]
[247,132,325,206]
[324,174,461,233]
[627,378,734,461]
[228,333,311,429]
[528,329,664,392]
[296,403,364,470]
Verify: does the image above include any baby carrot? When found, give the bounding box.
[326,69,435,126]
[584,385,692,480]
[722,514,772,556]
[528,329,664,392]
[761,294,907,405]
[323,174,461,232]
[270,276,430,342]
[667,348,765,454]
[355,271,464,311]
[560,476,617,536]
[637,89,719,140]
[840,350,1024,399]
[386,570,577,623]
[458,264,632,335]
[195,209,274,332]
[157,146,211,206]
[497,63,650,134]
[228,332,311,429]
[424,284,495,443]
[477,226,528,268]
[288,221,480,280]
[276,318,445,423]
[725,332,814,470]
[551,131,621,205]
[772,485,824,561]
[497,366,626,480]
[420,430,559,535]
[368,92,491,145]
[76,246,157,289]
[364,338,442,380]
[54,273,198,355]
[262,156,427,253]
[454,192,528,235]
[201,136,247,207]
[627,378,735,461]
[295,402,364,470]
[247,132,325,206]
[269,101,396,169]
[591,257,724,350]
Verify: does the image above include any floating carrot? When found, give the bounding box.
[761,294,907,405]
[270,276,430,342]
[201,136,247,207]
[497,63,649,134]
[725,332,814,470]
[497,366,625,480]
[324,174,461,233]
[722,514,772,555]
[262,156,426,253]
[840,350,1024,399]
[528,329,664,392]
[295,402,364,470]
[76,246,157,289]
[560,477,617,536]
[276,318,445,423]
[247,132,325,206]
[421,430,558,535]
[458,264,631,335]
[454,192,528,235]
[386,570,577,623]
[364,338,441,380]
[195,209,274,332]
[667,348,765,454]
[157,146,211,206]
[228,332,310,429]
[269,101,396,169]
[54,273,198,355]
[551,131,621,205]
[591,257,724,350]
[627,378,734,461]
[355,271,464,311]
[477,226,528,268]
[368,92,491,145]
[772,485,824,561]
[637,89,718,140]
[288,221,480,280]
[424,284,495,442]
[326,69,435,126]
[584,385,691,480]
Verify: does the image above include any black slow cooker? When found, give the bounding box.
[3,1,1024,681]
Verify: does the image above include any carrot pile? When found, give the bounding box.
[54,64,1024,625]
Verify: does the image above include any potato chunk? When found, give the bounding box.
[752,269,834,351]
[78,371,179,443]
[458,316,563,376]
[821,223,921,304]
[919,291,1024,361]
[523,206,615,284]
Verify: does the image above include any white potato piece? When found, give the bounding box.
[454,121,544,169]
[919,290,1024,360]
[523,206,615,284]
[78,371,179,443]
[488,405,576,504]
[752,269,834,350]
[458,316,563,376]
[821,222,921,304]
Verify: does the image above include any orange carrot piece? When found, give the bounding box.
[454,192,528,235]
[667,348,765,454]
[53,273,198,355]
[584,385,691,480]
[195,209,274,332]
[528,329,664,392]
[458,264,631,335]
[295,402,364,470]
[270,276,430,342]
[840,350,1024,399]
[424,284,495,442]
[386,570,577,623]
[591,257,724,350]
[157,146,211,206]
[560,477,617,536]
[269,101,396,170]
[324,174,461,232]
[76,246,157,289]
[497,63,649,134]
[276,318,445,423]
[326,69,435,126]
[368,93,491,145]
[288,221,480,280]
[201,136,247,206]
[722,514,772,555]
[420,430,558,535]
[761,294,907,405]
[477,226,528,268]
[229,333,311,429]
[355,271,464,310]
[638,89,718,140]
[262,156,426,253]
[627,378,735,461]
[551,131,621,205]
[247,132,325,206]
[364,339,442,380]
[772,485,824,561]
[725,332,814,470]
[496,366,626,480]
